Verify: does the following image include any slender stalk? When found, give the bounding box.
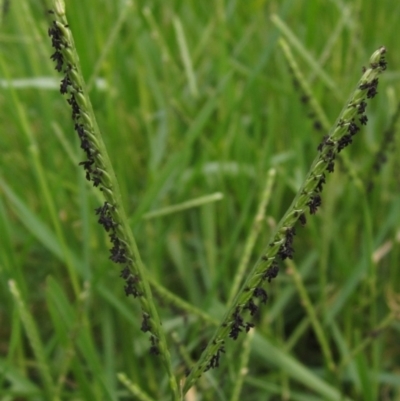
[44,1,179,399]
[117,373,156,401]
[286,259,336,373]
[271,14,342,101]
[339,312,395,371]
[227,168,276,305]
[229,329,254,401]
[86,0,134,92]
[149,276,219,327]
[142,192,223,219]
[183,46,387,394]
[9,280,59,401]
[53,281,90,398]
[279,38,331,131]
[173,16,198,98]
[366,101,400,192]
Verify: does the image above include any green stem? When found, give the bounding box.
[227,168,276,305]
[286,259,336,373]
[9,280,59,401]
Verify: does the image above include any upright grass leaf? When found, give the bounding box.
[0,177,82,272]
[252,333,355,401]
[86,0,134,93]
[173,16,198,99]
[0,358,40,397]
[0,56,81,297]
[46,277,118,401]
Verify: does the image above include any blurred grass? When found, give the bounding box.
[1,0,399,400]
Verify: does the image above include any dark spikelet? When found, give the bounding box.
[141,313,151,333]
[204,344,225,371]
[149,336,160,355]
[299,213,307,226]
[307,194,322,214]
[229,307,246,340]
[244,299,258,316]
[278,227,296,260]
[263,263,279,283]
[253,287,268,304]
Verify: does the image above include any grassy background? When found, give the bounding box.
[1,0,399,400]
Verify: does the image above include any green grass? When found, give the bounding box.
[1,0,400,400]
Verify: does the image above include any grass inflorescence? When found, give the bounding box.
[46,1,180,399]
[182,46,387,393]
[3,1,397,400]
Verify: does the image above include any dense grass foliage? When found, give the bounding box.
[1,0,399,400]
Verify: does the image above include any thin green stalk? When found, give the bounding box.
[8,280,59,401]
[170,331,195,373]
[227,168,276,305]
[142,192,223,219]
[284,315,312,351]
[142,6,179,70]
[173,16,198,98]
[44,1,179,399]
[286,259,336,373]
[279,38,331,131]
[148,276,219,327]
[366,101,400,191]
[339,312,396,371]
[53,281,91,399]
[229,329,254,401]
[271,14,342,101]
[86,0,134,92]
[309,4,352,83]
[117,373,156,401]
[183,46,387,394]
[275,306,291,400]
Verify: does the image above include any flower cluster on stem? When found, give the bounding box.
[46,2,179,399]
[183,46,387,394]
